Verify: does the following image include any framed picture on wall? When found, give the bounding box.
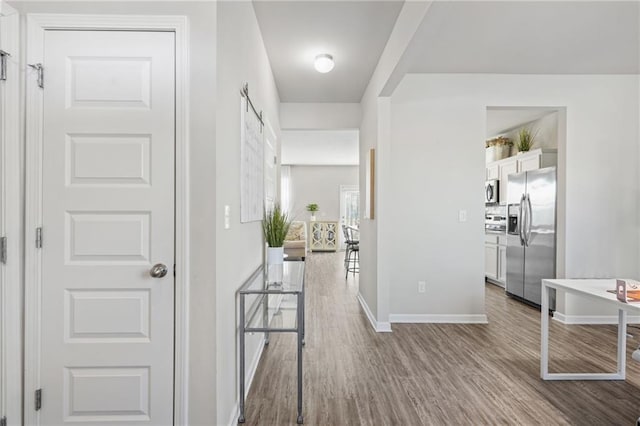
[365,148,375,219]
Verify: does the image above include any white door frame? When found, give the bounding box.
[24,14,190,425]
[0,2,23,425]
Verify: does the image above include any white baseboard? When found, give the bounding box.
[227,336,266,426]
[356,292,392,332]
[389,314,489,324]
[553,312,640,325]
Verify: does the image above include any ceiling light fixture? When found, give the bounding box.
[314,54,334,73]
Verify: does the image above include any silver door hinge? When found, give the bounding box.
[35,389,42,411]
[0,237,6,264]
[35,227,42,249]
[28,63,43,89]
[0,50,10,81]
[1,415,7,426]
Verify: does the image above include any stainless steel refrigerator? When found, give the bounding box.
[506,167,556,307]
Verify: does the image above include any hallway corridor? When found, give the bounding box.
[244,252,640,425]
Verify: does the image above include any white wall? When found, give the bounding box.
[280,102,361,129]
[215,2,280,424]
[7,1,218,423]
[281,129,359,165]
[358,1,433,330]
[389,95,486,318]
[389,74,639,320]
[289,165,359,222]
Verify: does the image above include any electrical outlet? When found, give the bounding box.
[418,281,426,293]
[458,210,467,222]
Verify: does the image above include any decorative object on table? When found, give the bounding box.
[485,136,513,162]
[305,203,318,221]
[262,203,291,284]
[516,126,537,153]
[614,279,640,303]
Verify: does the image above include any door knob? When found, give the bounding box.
[150,263,168,278]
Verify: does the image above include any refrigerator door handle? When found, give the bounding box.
[518,194,526,246]
[525,193,533,246]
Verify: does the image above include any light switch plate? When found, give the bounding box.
[458,210,467,222]
[224,205,231,229]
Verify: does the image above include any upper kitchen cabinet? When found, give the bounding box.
[498,160,517,204]
[486,107,560,204]
[486,163,499,181]
[488,149,557,204]
[517,149,558,172]
[517,153,540,172]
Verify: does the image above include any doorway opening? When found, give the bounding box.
[280,129,360,257]
[484,106,566,308]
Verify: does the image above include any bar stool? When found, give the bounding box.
[345,244,359,278]
[342,225,359,269]
[342,225,359,278]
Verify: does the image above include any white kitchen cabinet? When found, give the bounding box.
[484,244,498,280]
[486,163,499,180]
[486,234,507,287]
[497,245,507,283]
[487,149,557,205]
[498,160,517,205]
[517,154,540,172]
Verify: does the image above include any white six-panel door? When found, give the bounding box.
[39,30,175,425]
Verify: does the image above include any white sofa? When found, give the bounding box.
[284,221,307,260]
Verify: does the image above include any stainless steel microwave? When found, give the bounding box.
[485,179,499,204]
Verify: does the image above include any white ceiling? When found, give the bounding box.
[281,130,359,165]
[486,107,559,138]
[253,1,404,103]
[382,1,640,95]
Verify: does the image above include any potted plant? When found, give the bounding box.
[306,203,319,221]
[517,127,537,153]
[262,204,291,283]
[485,136,513,162]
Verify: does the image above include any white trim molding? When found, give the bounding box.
[23,13,190,426]
[389,314,489,324]
[553,312,640,325]
[357,293,392,332]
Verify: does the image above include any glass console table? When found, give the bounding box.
[238,261,305,424]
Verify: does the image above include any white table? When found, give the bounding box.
[541,279,640,381]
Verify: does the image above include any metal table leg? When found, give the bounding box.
[264,292,270,346]
[616,308,627,378]
[541,281,549,379]
[297,291,304,424]
[239,296,246,423]
[541,283,626,380]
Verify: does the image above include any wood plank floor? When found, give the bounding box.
[244,252,640,425]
